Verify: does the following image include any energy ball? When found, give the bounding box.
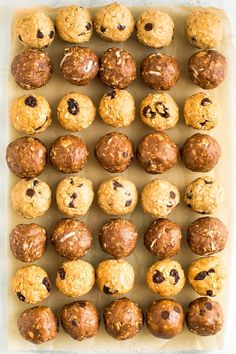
[56,176,94,217]
[11,49,53,89]
[187,216,228,256]
[188,50,227,89]
[9,223,47,262]
[94,2,134,42]
[146,259,185,297]
[186,297,224,336]
[18,306,58,344]
[99,218,138,258]
[99,48,137,89]
[104,298,143,340]
[99,89,135,127]
[57,92,96,132]
[136,132,178,174]
[141,53,180,91]
[55,6,93,44]
[141,179,180,218]
[56,260,95,297]
[51,218,92,260]
[96,259,135,296]
[61,300,100,341]
[144,219,182,258]
[94,132,134,173]
[188,256,226,297]
[146,299,184,339]
[49,135,89,173]
[11,178,51,219]
[97,176,138,215]
[60,46,99,86]
[12,265,51,304]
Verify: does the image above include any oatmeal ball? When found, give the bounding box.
[144,219,182,258]
[96,259,135,296]
[188,50,227,89]
[11,178,51,219]
[137,132,178,174]
[94,132,134,173]
[57,92,96,132]
[55,6,93,44]
[187,217,228,256]
[99,48,137,89]
[60,46,99,86]
[97,176,138,215]
[61,300,100,341]
[51,218,92,260]
[146,259,185,297]
[104,298,143,340]
[141,53,180,91]
[186,297,224,336]
[11,49,53,89]
[99,218,138,258]
[9,223,47,262]
[56,260,95,297]
[18,306,58,344]
[56,176,94,217]
[99,89,135,127]
[184,176,221,214]
[12,265,51,304]
[146,299,184,339]
[94,2,134,42]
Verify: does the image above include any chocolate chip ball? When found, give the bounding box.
[141,53,180,91]
[94,132,134,173]
[6,137,46,178]
[99,48,137,89]
[11,49,53,89]
[188,50,227,89]
[146,299,184,339]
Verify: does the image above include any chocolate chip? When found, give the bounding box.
[103,285,118,295]
[191,36,197,42]
[18,34,23,42]
[113,180,123,190]
[16,292,25,302]
[106,90,116,99]
[26,188,35,197]
[35,116,48,131]
[125,200,132,207]
[123,151,128,158]
[71,193,77,199]
[208,268,215,274]
[33,179,39,186]
[37,29,44,38]
[85,22,92,30]
[42,277,51,292]
[68,201,75,208]
[145,23,154,31]
[67,99,79,115]
[71,319,77,326]
[117,24,126,30]
[170,269,180,285]
[174,306,180,313]
[194,271,208,280]
[70,178,74,185]
[155,102,170,118]
[49,30,54,38]
[161,311,170,319]
[100,26,106,33]
[199,309,206,316]
[204,179,213,185]
[142,105,156,118]
[77,183,83,188]
[58,267,66,280]
[201,97,212,106]
[24,95,37,107]
[207,290,213,296]
[204,302,213,310]
[199,120,208,126]
[152,270,165,284]
[170,191,176,199]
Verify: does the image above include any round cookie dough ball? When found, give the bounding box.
[184,176,221,214]
[9,223,47,262]
[60,46,99,86]
[187,217,228,256]
[55,6,93,44]
[146,299,184,339]
[96,259,135,296]
[11,49,53,90]
[12,265,51,304]
[99,218,138,258]
[188,256,226,297]
[137,132,178,174]
[51,218,92,260]
[188,50,227,89]
[97,176,138,215]
[94,2,134,42]
[56,260,95,297]
[144,219,182,258]
[57,92,96,132]
[186,10,223,49]
[99,48,137,89]
[141,53,180,91]
[94,132,134,173]
[99,89,135,127]
[184,92,220,130]
[186,297,224,336]
[11,178,51,219]
[56,176,94,217]
[16,11,55,48]
[146,259,185,297]
[18,306,58,344]
[141,179,180,218]
[104,298,143,340]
